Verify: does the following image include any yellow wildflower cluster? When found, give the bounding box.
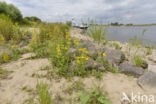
[3,54,9,62]
[76,56,90,64]
[102,52,106,57]
[56,44,69,56]
[79,48,88,54]
[76,56,90,61]
[74,40,80,46]
[0,54,9,63]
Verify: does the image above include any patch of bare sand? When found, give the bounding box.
[0,53,51,104]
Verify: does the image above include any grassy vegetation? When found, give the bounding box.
[77,86,112,104]
[36,82,52,104]
[0,67,12,79]
[87,19,109,44]
[133,55,144,67]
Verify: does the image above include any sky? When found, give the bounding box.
[1,0,156,24]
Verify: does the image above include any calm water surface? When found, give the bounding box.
[105,26,156,46]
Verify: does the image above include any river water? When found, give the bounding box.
[105,26,156,47]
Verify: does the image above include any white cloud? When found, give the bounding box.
[2,0,156,24]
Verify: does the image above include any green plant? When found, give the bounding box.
[87,19,109,44]
[113,42,120,50]
[133,55,144,67]
[78,86,112,104]
[0,67,12,79]
[36,82,52,104]
[96,57,118,73]
[129,36,142,47]
[64,80,84,94]
[0,1,22,22]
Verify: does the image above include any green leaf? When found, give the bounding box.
[80,93,90,104]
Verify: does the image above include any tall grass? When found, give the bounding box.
[36,82,52,104]
[87,19,109,44]
[0,14,24,43]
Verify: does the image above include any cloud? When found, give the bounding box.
[2,0,156,24]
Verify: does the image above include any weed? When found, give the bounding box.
[113,42,120,50]
[0,67,12,79]
[133,55,144,67]
[87,19,109,44]
[91,70,103,79]
[40,65,50,71]
[77,86,112,104]
[36,82,52,104]
[96,57,118,73]
[64,80,84,94]
[21,86,34,95]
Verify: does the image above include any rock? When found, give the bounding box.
[85,59,105,71]
[104,49,125,66]
[148,55,156,63]
[138,71,156,93]
[69,59,105,72]
[141,61,148,69]
[87,46,99,59]
[80,40,95,48]
[67,48,79,55]
[19,41,28,47]
[119,61,144,77]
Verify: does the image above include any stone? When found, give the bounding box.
[119,61,144,78]
[138,71,156,93]
[69,59,105,72]
[87,46,99,59]
[104,49,125,66]
[141,61,148,69]
[67,48,79,55]
[19,41,28,47]
[85,59,105,71]
[80,40,95,48]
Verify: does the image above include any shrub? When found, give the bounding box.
[0,14,22,42]
[0,1,22,22]
[0,14,14,41]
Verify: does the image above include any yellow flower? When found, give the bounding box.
[76,60,80,64]
[67,42,71,45]
[102,53,106,57]
[64,47,68,50]
[85,57,90,61]
[3,54,9,62]
[93,63,97,66]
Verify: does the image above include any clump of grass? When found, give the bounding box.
[87,19,109,44]
[0,67,12,79]
[146,47,152,55]
[96,57,118,73]
[36,82,52,104]
[64,80,84,94]
[133,55,144,67]
[112,42,120,50]
[77,86,112,104]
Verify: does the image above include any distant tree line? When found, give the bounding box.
[0,1,41,25]
[110,22,133,26]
